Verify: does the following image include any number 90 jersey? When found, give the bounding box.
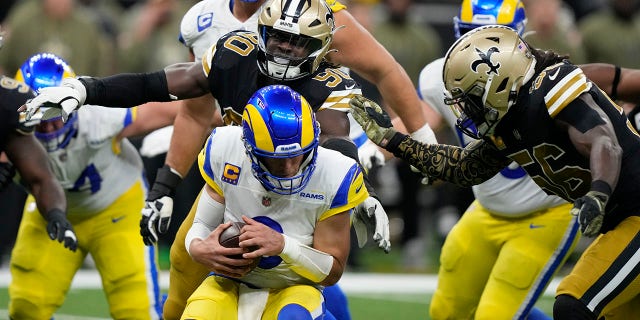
[197,126,368,289]
[202,30,361,126]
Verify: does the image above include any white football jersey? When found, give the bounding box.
[180,0,260,61]
[418,58,566,217]
[44,105,144,215]
[197,126,368,289]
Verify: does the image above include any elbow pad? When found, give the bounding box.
[279,234,333,283]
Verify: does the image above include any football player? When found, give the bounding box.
[20,0,388,318]
[182,84,366,319]
[178,0,385,171]
[351,25,640,320]
[9,53,172,319]
[0,41,77,255]
[416,1,578,319]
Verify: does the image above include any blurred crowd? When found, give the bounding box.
[2,0,640,272]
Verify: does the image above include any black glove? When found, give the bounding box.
[140,165,182,246]
[46,209,78,251]
[0,161,16,192]
[571,190,609,237]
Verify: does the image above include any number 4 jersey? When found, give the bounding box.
[44,105,144,214]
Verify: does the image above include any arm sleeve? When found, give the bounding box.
[185,189,225,256]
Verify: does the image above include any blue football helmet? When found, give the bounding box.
[242,85,320,195]
[454,0,527,39]
[16,53,78,152]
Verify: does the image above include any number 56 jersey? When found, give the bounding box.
[197,126,368,289]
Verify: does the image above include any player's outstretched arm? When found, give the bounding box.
[581,63,640,104]
[5,132,78,251]
[330,9,438,143]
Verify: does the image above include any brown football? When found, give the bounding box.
[219,222,246,257]
[219,222,261,269]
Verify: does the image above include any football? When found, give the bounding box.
[219,221,246,253]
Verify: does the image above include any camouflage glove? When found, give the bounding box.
[349,95,398,148]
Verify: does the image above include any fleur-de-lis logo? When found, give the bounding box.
[471,47,500,75]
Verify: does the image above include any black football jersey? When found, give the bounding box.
[0,75,36,152]
[491,62,640,233]
[202,30,360,125]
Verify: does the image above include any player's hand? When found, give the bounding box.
[46,209,78,252]
[349,95,398,148]
[19,78,87,122]
[0,161,16,192]
[352,196,391,253]
[358,140,385,171]
[140,165,182,245]
[571,191,609,237]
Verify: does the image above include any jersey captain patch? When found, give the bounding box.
[221,163,241,185]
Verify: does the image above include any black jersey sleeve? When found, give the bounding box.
[0,76,36,137]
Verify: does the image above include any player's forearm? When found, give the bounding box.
[588,135,621,193]
[376,65,429,133]
[80,71,174,108]
[166,109,213,176]
[384,135,506,186]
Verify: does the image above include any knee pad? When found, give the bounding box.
[278,303,312,320]
[554,294,598,320]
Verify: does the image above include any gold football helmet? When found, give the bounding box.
[257,0,335,80]
[443,25,536,139]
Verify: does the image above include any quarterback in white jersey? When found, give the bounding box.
[183,85,366,319]
[415,1,580,319]
[9,54,164,319]
[179,0,384,171]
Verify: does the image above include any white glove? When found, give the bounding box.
[140,196,174,245]
[352,196,391,253]
[358,139,386,171]
[21,77,87,122]
[409,123,438,184]
[139,165,182,245]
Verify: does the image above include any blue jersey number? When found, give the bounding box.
[71,164,102,194]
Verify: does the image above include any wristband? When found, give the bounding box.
[46,208,66,222]
[410,123,438,144]
[611,65,621,101]
[279,234,333,283]
[591,180,612,196]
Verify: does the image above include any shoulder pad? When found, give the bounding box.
[202,30,257,77]
[530,63,591,118]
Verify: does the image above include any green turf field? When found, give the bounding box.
[0,286,555,319]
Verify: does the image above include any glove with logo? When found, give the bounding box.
[140,165,182,245]
[20,78,87,122]
[571,190,609,237]
[0,161,16,192]
[46,209,78,252]
[349,95,398,148]
[352,196,391,253]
